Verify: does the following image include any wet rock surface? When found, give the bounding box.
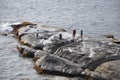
[4,22,120,80]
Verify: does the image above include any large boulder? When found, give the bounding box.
[82,42,120,70]
[11,21,37,35]
[89,60,120,80]
[17,45,36,58]
[33,50,49,62]
[20,33,44,49]
[16,25,69,50]
[103,34,120,44]
[34,54,84,77]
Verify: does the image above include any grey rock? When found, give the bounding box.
[35,54,85,77]
[17,45,36,58]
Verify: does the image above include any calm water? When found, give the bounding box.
[0,35,42,80]
[0,0,120,39]
[0,0,120,80]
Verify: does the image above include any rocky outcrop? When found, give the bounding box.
[11,22,37,35]
[17,45,36,58]
[11,22,120,80]
[94,60,120,80]
[34,54,84,76]
[104,34,120,44]
[82,60,120,80]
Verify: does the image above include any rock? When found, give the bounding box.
[16,25,69,50]
[33,50,49,62]
[1,33,8,36]
[51,36,120,71]
[103,35,120,44]
[92,60,120,80]
[82,42,120,70]
[111,38,120,44]
[104,35,114,38]
[17,45,36,58]
[19,33,44,49]
[18,29,80,51]
[34,54,85,77]
[53,42,87,64]
[53,38,104,65]
[43,40,71,53]
[16,25,34,39]
[16,23,84,53]
[13,22,120,79]
[17,25,54,40]
[70,77,87,80]
[11,22,37,35]
[83,55,120,71]
[53,76,70,80]
[17,24,66,39]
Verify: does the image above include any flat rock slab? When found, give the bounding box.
[88,60,120,80]
[35,54,84,76]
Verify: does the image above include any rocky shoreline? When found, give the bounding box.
[4,22,120,80]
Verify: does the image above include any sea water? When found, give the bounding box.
[0,0,120,80]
